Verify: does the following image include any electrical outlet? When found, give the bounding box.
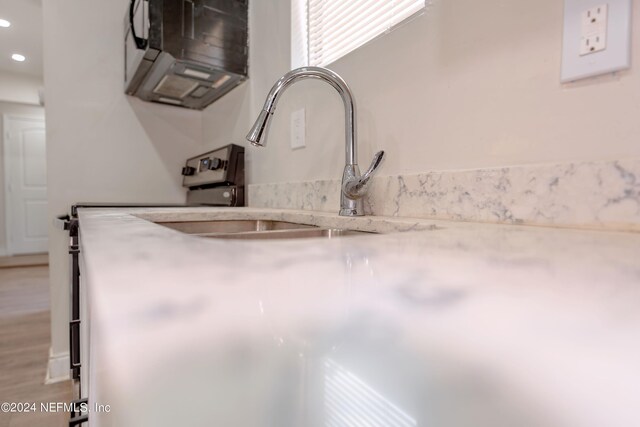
[561,0,631,82]
[290,108,305,150]
[580,4,607,55]
[581,34,606,55]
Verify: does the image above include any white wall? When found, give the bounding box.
[0,71,43,105]
[0,101,45,256]
[43,0,205,367]
[203,0,640,185]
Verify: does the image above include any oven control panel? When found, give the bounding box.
[181,144,244,188]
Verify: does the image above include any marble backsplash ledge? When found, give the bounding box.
[248,158,640,231]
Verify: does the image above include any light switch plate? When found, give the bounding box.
[290,108,305,150]
[561,0,631,82]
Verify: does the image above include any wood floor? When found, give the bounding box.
[0,266,72,427]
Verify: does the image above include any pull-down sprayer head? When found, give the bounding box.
[246,109,273,147]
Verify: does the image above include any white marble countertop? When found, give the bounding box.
[78,207,640,427]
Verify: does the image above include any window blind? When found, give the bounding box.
[296,0,425,67]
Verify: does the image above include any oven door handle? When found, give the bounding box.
[69,319,81,370]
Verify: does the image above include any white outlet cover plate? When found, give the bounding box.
[561,0,631,82]
[290,108,305,149]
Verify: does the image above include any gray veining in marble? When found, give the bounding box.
[248,158,640,231]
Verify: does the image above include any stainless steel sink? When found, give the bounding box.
[209,228,369,240]
[156,220,314,235]
[155,220,372,240]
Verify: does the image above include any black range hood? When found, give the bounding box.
[124,0,248,110]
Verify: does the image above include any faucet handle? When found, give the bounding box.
[363,150,384,178]
[343,151,385,199]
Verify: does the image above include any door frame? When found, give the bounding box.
[3,114,47,256]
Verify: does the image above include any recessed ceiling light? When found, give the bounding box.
[11,54,26,62]
[0,19,11,28]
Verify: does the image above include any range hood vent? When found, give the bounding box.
[124,0,248,110]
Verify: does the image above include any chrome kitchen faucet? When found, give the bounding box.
[246,66,384,217]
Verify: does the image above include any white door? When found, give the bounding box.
[4,115,48,255]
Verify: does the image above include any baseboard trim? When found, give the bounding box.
[45,349,70,384]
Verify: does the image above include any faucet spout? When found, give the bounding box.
[247,66,384,217]
[247,67,357,165]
